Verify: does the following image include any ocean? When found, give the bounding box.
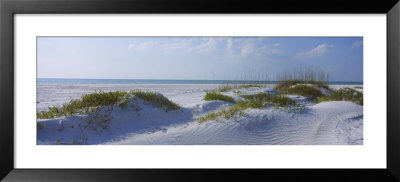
[37,78,363,85]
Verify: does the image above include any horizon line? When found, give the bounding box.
[37,77,364,83]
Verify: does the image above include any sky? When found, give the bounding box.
[37,37,363,82]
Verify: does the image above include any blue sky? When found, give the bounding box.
[37,37,363,82]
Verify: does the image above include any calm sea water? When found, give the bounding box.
[37,78,363,85]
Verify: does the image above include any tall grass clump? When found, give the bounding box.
[197,105,246,124]
[242,92,296,107]
[204,92,235,103]
[197,100,254,124]
[275,68,330,91]
[237,84,264,89]
[286,85,323,99]
[37,90,180,119]
[318,87,363,105]
[37,90,132,119]
[215,73,269,92]
[130,90,180,112]
[216,81,236,92]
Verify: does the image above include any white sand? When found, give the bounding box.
[37,84,363,145]
[36,84,222,112]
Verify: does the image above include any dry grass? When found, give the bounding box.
[37,90,180,119]
[318,87,363,105]
[204,92,235,103]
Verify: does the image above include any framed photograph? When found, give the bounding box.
[1,0,399,181]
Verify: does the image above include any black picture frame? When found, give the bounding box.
[1,0,399,181]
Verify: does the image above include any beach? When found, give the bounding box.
[37,83,363,145]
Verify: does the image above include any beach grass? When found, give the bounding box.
[237,84,263,89]
[274,69,332,101]
[83,107,114,130]
[286,85,323,99]
[233,90,245,96]
[37,90,180,119]
[318,87,363,105]
[214,73,269,92]
[215,84,264,92]
[197,105,246,124]
[198,93,296,123]
[216,84,235,92]
[275,80,330,91]
[197,101,252,124]
[242,92,296,107]
[204,92,235,103]
[131,90,180,112]
[275,68,331,91]
[37,90,131,119]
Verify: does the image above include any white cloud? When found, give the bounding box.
[239,39,255,56]
[161,38,221,53]
[128,38,285,58]
[128,41,157,51]
[295,44,333,59]
[160,38,193,53]
[225,38,252,57]
[185,38,218,53]
[225,38,284,58]
[351,40,363,48]
[257,44,285,55]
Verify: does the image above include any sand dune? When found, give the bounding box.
[37,84,363,145]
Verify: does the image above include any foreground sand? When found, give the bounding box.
[37,84,363,145]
